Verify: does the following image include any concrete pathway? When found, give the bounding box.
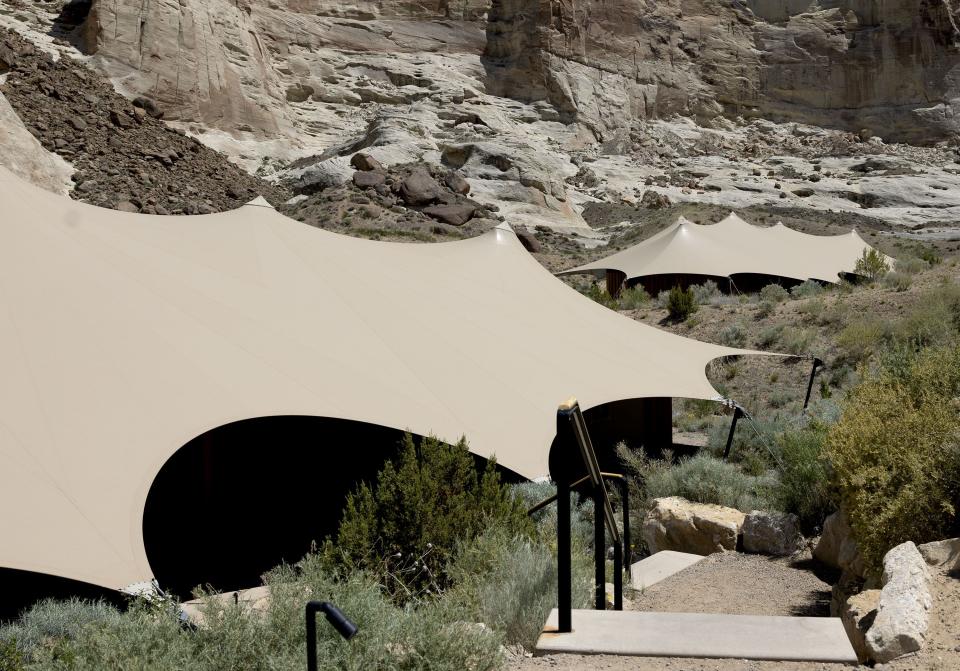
[535,609,858,663]
[629,551,704,590]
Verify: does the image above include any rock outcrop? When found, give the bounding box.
[840,588,880,663]
[865,541,932,663]
[742,511,804,557]
[484,0,960,143]
[814,509,864,577]
[642,497,745,556]
[917,537,960,573]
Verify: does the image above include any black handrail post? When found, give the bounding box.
[305,601,357,671]
[593,482,605,611]
[557,476,572,633]
[613,530,623,611]
[803,357,824,410]
[723,405,743,460]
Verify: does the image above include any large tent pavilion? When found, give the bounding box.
[558,213,887,296]
[0,167,762,610]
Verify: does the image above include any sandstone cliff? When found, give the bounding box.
[484,0,960,143]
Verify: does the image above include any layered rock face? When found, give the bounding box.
[75,0,489,139]
[485,0,960,143]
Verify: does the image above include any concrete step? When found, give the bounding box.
[629,551,704,590]
[535,609,858,663]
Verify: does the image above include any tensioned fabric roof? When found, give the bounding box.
[558,213,886,284]
[0,167,751,592]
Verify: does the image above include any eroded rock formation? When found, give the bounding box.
[484,0,960,143]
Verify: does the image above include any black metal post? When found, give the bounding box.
[613,531,623,611]
[803,357,824,410]
[305,601,357,671]
[557,477,572,633]
[723,406,743,459]
[594,483,605,611]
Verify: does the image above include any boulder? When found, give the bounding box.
[422,203,476,226]
[114,200,140,212]
[642,497,745,556]
[840,589,880,663]
[444,171,471,195]
[350,153,384,172]
[742,511,804,556]
[640,190,671,209]
[353,171,386,189]
[865,541,932,663]
[285,84,314,103]
[814,510,864,577]
[515,229,541,253]
[917,537,960,572]
[132,96,163,119]
[400,168,441,206]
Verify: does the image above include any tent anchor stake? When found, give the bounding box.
[723,405,744,460]
[803,357,824,410]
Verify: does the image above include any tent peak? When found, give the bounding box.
[244,195,274,209]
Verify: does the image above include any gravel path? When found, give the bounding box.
[627,551,834,618]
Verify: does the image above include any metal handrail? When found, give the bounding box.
[559,398,621,547]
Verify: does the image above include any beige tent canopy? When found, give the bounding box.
[0,167,753,592]
[558,213,887,290]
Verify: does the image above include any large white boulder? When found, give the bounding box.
[840,589,880,663]
[865,541,932,663]
[814,510,864,577]
[742,510,804,556]
[917,537,960,573]
[642,497,745,556]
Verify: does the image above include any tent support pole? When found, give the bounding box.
[803,357,824,410]
[723,405,744,460]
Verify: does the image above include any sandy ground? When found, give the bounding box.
[507,555,960,671]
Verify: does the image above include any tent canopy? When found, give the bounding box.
[0,168,751,592]
[558,213,889,285]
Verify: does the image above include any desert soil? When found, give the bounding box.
[508,555,960,671]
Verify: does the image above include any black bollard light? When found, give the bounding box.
[306,601,358,671]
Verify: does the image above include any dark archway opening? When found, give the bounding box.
[0,569,124,623]
[628,273,811,296]
[143,416,523,599]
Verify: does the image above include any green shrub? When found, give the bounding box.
[446,524,591,650]
[0,599,122,661]
[581,283,617,309]
[883,271,912,292]
[666,286,698,321]
[707,415,786,476]
[758,324,784,348]
[618,285,650,310]
[718,323,747,348]
[333,434,531,598]
[825,346,960,577]
[853,248,890,282]
[780,328,814,355]
[894,256,927,275]
[639,453,776,513]
[756,300,776,318]
[791,280,823,299]
[889,283,960,351]
[760,284,789,304]
[0,638,24,671]
[691,280,721,305]
[837,315,890,364]
[773,424,835,533]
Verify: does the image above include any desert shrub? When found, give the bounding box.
[333,434,531,598]
[757,324,784,348]
[0,599,122,660]
[446,524,591,650]
[894,256,927,275]
[853,248,890,282]
[8,563,505,671]
[768,391,794,409]
[655,290,671,309]
[759,284,789,304]
[0,638,23,671]
[780,327,814,355]
[825,345,960,576]
[718,322,747,348]
[883,271,912,292]
[581,283,617,310]
[691,280,721,305]
[618,285,650,310]
[889,283,960,351]
[666,286,697,321]
[756,300,776,318]
[837,315,890,365]
[707,415,786,475]
[631,453,776,513]
[773,423,835,533]
[791,280,823,299]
